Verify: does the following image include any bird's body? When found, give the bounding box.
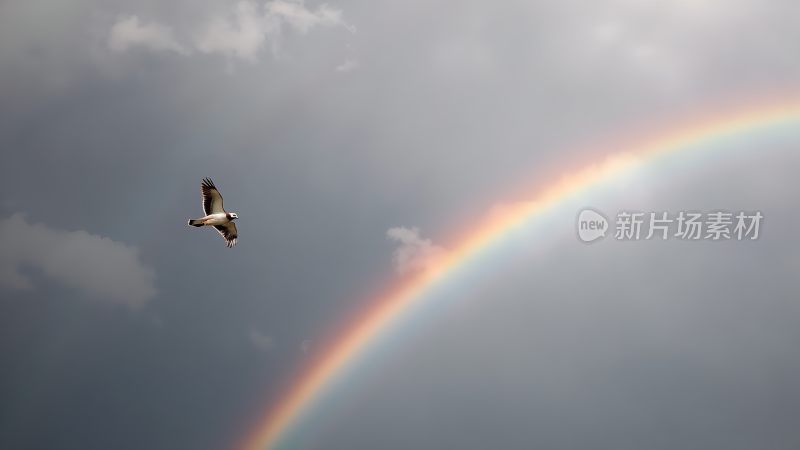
[190,212,232,227]
[188,178,239,248]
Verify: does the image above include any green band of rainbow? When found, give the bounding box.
[236,99,800,450]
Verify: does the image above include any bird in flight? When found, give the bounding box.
[188,178,239,248]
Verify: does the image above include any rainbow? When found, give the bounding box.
[235,99,800,450]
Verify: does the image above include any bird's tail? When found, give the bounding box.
[188,219,203,227]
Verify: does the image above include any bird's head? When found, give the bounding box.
[230,213,239,220]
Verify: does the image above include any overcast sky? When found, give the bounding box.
[1,1,799,449]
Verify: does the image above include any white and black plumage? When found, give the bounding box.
[187,178,239,248]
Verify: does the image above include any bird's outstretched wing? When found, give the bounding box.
[214,222,238,248]
[201,178,225,215]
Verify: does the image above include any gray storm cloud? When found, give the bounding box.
[0,214,156,308]
[1,0,799,449]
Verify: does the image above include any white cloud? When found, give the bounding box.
[107,1,354,62]
[386,227,446,275]
[249,329,276,351]
[0,214,157,309]
[199,0,354,60]
[335,58,359,72]
[195,1,273,62]
[266,0,355,33]
[108,15,189,55]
